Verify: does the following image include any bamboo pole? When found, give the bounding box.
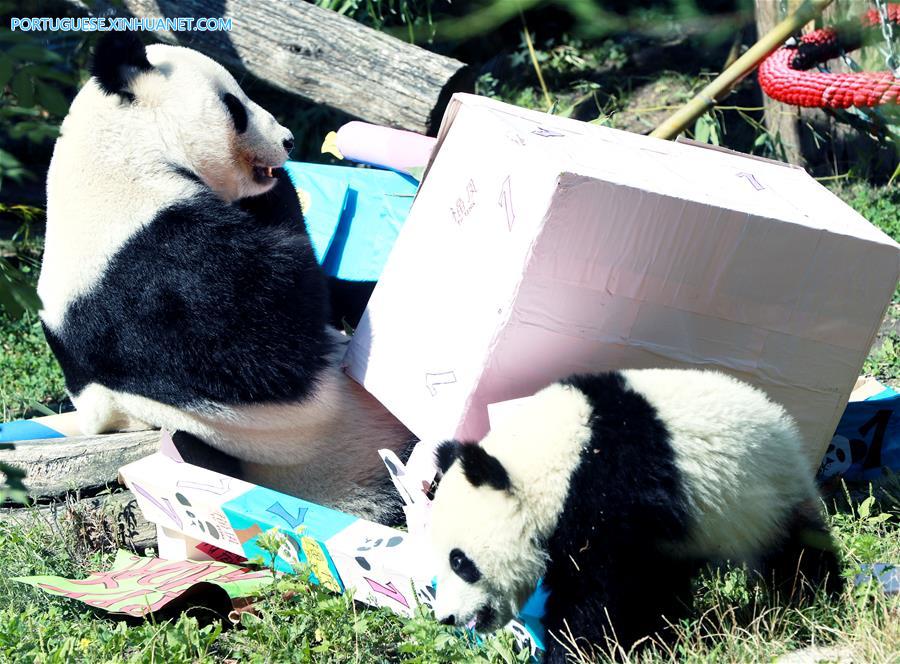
[651,0,834,140]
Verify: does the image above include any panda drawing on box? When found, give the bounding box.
[38,32,413,524]
[429,369,844,661]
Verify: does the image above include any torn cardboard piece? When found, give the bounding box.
[344,93,900,475]
[118,444,434,618]
[13,549,273,617]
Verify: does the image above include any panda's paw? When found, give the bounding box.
[77,407,118,435]
[71,384,139,435]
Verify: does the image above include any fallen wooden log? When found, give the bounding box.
[1,489,157,553]
[0,430,160,499]
[66,0,470,134]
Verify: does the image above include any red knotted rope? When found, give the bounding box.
[758,5,900,107]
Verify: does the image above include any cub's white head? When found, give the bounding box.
[429,440,546,632]
[72,32,293,201]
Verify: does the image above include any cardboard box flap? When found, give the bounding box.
[675,136,803,169]
[427,95,900,250]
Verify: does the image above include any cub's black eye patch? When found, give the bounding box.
[222,93,247,133]
[449,548,481,584]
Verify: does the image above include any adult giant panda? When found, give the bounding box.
[429,369,843,661]
[38,32,412,524]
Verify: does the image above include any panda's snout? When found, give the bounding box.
[282,135,294,154]
[438,614,456,626]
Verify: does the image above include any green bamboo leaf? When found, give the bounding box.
[694,115,710,144]
[35,80,69,117]
[9,43,61,63]
[0,275,26,320]
[0,29,30,44]
[8,276,41,312]
[0,105,42,119]
[0,257,40,317]
[0,148,22,169]
[0,54,13,90]
[866,512,892,525]
[10,70,33,106]
[30,65,77,86]
[29,401,56,417]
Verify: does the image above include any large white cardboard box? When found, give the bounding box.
[344,94,900,470]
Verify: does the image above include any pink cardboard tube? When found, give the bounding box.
[336,121,436,177]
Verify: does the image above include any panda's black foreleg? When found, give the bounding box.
[760,500,844,601]
[170,431,242,477]
[541,580,613,664]
[327,277,377,330]
[542,552,697,662]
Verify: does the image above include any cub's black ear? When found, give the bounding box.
[90,32,153,97]
[459,444,510,491]
[435,440,463,475]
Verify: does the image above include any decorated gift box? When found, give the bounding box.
[118,433,432,617]
[344,93,900,475]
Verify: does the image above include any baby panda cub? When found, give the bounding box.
[39,32,412,524]
[429,369,842,661]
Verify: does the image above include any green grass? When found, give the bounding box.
[0,506,528,663]
[0,486,897,663]
[0,307,66,421]
[865,332,900,384]
[835,182,900,305]
[840,184,900,243]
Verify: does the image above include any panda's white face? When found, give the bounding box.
[428,383,596,632]
[429,442,547,632]
[68,35,293,202]
[142,44,293,201]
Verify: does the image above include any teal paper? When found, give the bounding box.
[0,419,65,443]
[222,485,355,581]
[284,162,417,282]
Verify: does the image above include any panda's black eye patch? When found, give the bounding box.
[222,93,247,133]
[449,548,481,583]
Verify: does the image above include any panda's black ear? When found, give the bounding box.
[459,444,510,491]
[435,440,463,475]
[90,32,154,97]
